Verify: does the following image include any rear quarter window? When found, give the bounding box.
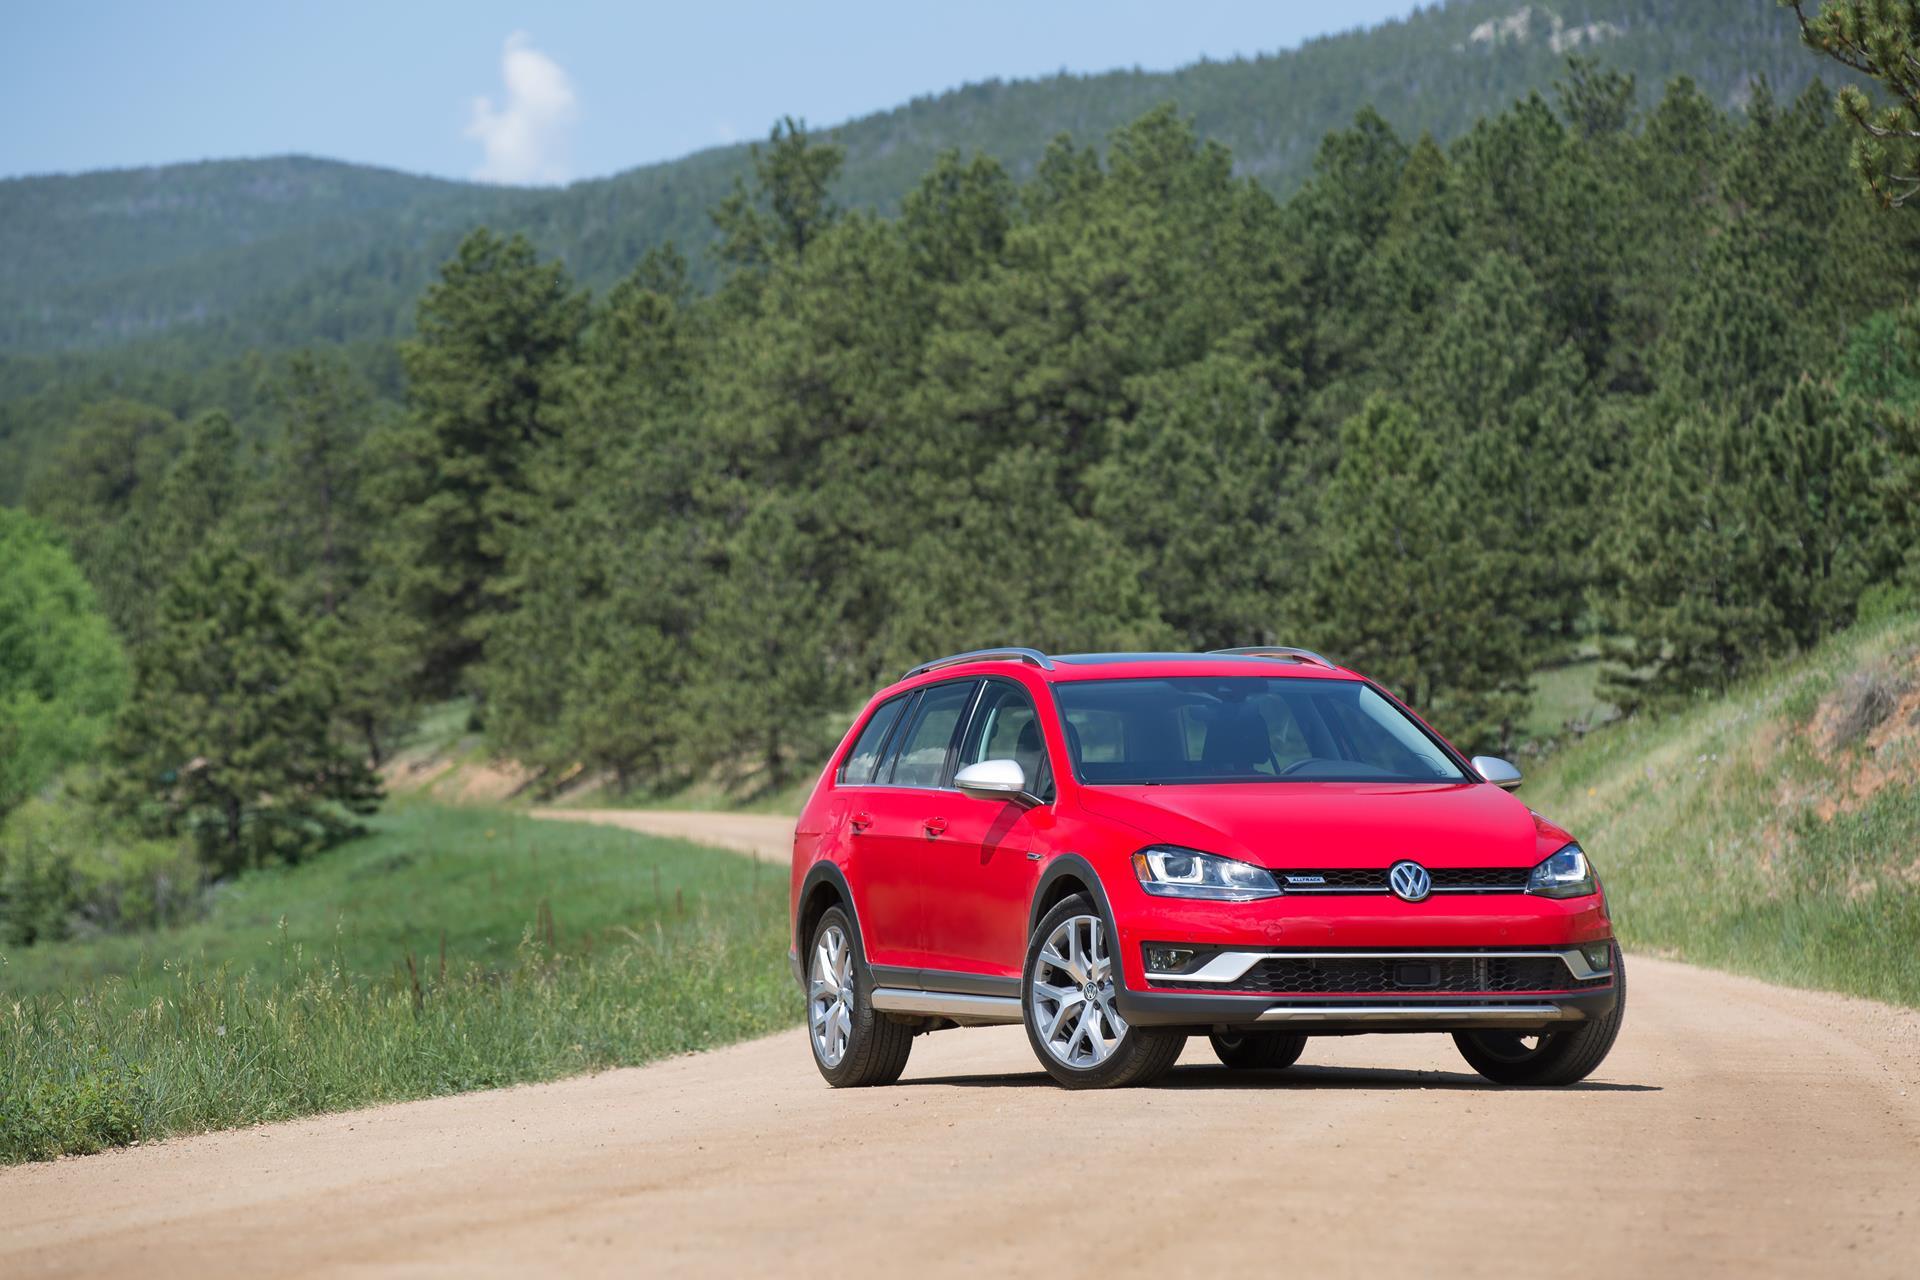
[838,695,908,785]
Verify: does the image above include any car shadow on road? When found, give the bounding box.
[899,1063,1660,1092]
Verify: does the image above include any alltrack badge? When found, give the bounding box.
[1388,860,1433,903]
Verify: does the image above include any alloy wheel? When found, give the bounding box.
[1030,913,1127,1068]
[810,922,854,1068]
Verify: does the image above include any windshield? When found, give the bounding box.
[1053,676,1466,785]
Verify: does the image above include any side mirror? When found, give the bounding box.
[1471,755,1523,791]
[954,758,1033,804]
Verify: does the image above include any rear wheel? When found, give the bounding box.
[1209,1029,1306,1070]
[807,906,913,1087]
[1454,947,1626,1086]
[1022,895,1185,1089]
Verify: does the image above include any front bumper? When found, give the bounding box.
[1114,983,1619,1032]
[1112,940,1619,1033]
[1108,875,1612,989]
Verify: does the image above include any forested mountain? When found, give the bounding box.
[1,0,1836,361]
[7,0,1920,945]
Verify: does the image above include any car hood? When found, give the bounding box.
[1075,781,1561,869]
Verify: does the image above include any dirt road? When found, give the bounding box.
[529,806,796,863]
[6,812,1920,1278]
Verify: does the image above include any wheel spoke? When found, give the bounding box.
[1065,1004,1091,1060]
[1041,987,1083,1042]
[1098,992,1126,1038]
[1040,949,1082,984]
[1082,1006,1108,1064]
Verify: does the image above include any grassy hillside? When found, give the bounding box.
[1527,614,1920,1006]
[0,0,1835,358]
[0,804,792,1162]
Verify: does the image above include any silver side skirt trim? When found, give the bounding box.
[1164,947,1610,985]
[869,988,1024,1024]
[1255,1003,1571,1025]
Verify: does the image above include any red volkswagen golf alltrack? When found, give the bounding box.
[789,648,1623,1090]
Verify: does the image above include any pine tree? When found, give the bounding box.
[1409,252,1597,659]
[1088,356,1294,649]
[1788,0,1920,206]
[1602,402,1790,702]
[108,543,379,874]
[262,352,374,617]
[1298,397,1530,752]
[25,398,182,644]
[1750,376,1893,642]
[483,250,707,785]
[382,229,586,697]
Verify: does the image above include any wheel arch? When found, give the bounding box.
[796,860,866,991]
[1028,853,1118,939]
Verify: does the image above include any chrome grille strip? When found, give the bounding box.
[1255,1003,1571,1025]
[1155,947,1610,986]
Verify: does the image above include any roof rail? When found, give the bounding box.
[1209,646,1337,668]
[904,647,1055,679]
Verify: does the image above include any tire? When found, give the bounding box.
[1453,945,1628,1086]
[1209,1029,1307,1070]
[807,906,913,1087]
[1021,894,1185,1089]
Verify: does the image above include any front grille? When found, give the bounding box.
[1277,867,1531,894]
[1169,953,1609,996]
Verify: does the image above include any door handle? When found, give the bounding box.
[922,817,947,838]
[849,811,874,832]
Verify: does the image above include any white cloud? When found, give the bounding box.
[466,32,578,185]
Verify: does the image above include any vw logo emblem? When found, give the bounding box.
[1388,860,1432,903]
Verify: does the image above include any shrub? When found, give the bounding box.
[0,509,127,821]
[0,1055,147,1162]
[0,789,203,946]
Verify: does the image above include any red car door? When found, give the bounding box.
[919,678,1055,980]
[830,691,914,969]
[852,679,978,971]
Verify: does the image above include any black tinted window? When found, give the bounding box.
[885,681,977,788]
[839,695,908,785]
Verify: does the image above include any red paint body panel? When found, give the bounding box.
[791,655,1612,1006]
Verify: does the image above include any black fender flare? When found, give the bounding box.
[1027,853,1119,941]
[794,860,867,991]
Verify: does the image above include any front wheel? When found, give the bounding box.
[1022,895,1185,1089]
[1209,1029,1306,1070]
[807,906,913,1087]
[1453,947,1627,1086]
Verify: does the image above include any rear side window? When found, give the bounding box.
[839,695,908,785]
[884,681,977,788]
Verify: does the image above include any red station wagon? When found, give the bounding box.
[789,648,1624,1089]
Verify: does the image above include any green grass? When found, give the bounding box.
[1522,655,1614,746]
[0,803,796,1163]
[570,769,817,816]
[1525,614,1920,1007]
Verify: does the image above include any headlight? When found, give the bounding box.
[1527,844,1596,899]
[1132,846,1281,901]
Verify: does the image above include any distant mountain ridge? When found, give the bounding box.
[0,0,1836,356]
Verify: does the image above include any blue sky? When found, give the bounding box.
[5,2,1424,184]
